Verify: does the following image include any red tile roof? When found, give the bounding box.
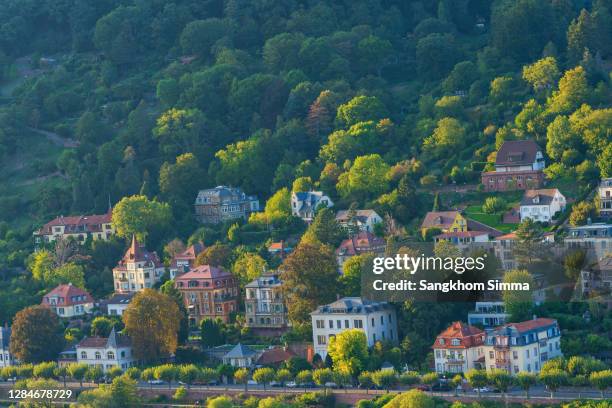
[170,243,205,268]
[336,232,385,256]
[175,264,234,281]
[42,284,93,307]
[36,212,112,235]
[433,322,485,349]
[500,318,557,334]
[116,236,161,268]
[256,347,296,365]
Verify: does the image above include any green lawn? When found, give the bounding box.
[464,205,518,233]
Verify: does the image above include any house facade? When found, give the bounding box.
[112,236,165,293]
[311,298,397,360]
[291,191,333,222]
[579,256,612,298]
[433,322,486,374]
[483,318,562,375]
[467,302,509,328]
[100,293,135,316]
[335,209,383,233]
[175,264,239,325]
[194,186,259,224]
[41,283,94,318]
[336,231,386,271]
[421,211,467,234]
[599,178,612,219]
[565,223,612,260]
[245,272,288,335]
[169,243,205,279]
[222,343,258,368]
[482,140,545,192]
[0,326,14,368]
[519,189,566,223]
[76,328,136,372]
[34,211,114,244]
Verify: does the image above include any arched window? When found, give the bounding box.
[95,351,101,360]
[107,351,115,360]
[81,351,87,359]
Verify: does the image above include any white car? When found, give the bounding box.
[285,381,297,388]
[148,379,164,385]
[475,387,490,393]
[247,380,258,385]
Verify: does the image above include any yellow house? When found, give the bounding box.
[421,211,467,234]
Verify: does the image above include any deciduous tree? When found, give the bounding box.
[10,306,64,363]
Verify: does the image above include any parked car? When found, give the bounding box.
[285,381,297,388]
[475,387,490,393]
[247,380,258,385]
[431,383,451,392]
[147,380,164,385]
[270,381,282,388]
[324,382,338,389]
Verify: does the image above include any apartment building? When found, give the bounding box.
[244,271,288,335]
[311,298,397,360]
[34,211,114,244]
[194,186,259,224]
[483,318,562,375]
[175,264,239,325]
[467,302,509,328]
[599,178,612,219]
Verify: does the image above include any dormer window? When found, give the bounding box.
[439,339,445,345]
[451,339,460,346]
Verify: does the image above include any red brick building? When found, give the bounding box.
[482,140,546,192]
[175,265,239,325]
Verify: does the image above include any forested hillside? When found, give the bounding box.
[0,0,611,371]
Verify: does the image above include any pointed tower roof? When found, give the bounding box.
[107,326,118,348]
[125,235,142,262]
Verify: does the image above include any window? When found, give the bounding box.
[81,351,87,359]
[514,366,519,374]
[316,320,324,329]
[345,320,349,328]
[513,351,518,359]
[107,351,115,360]
[451,339,460,346]
[95,352,101,360]
[354,319,363,328]
[317,335,326,345]
[380,315,384,325]
[373,333,376,342]
[489,351,494,359]
[526,350,530,358]
[371,318,375,327]
[439,339,445,345]
[435,350,441,358]
[337,320,341,329]
[329,320,334,329]
[527,364,531,372]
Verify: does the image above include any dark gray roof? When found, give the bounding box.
[495,140,541,166]
[520,189,561,206]
[311,297,393,315]
[224,343,257,358]
[245,272,282,288]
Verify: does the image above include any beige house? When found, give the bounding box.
[34,211,114,244]
[245,271,288,335]
[41,283,94,318]
[433,322,486,374]
[113,236,164,293]
[520,189,566,223]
